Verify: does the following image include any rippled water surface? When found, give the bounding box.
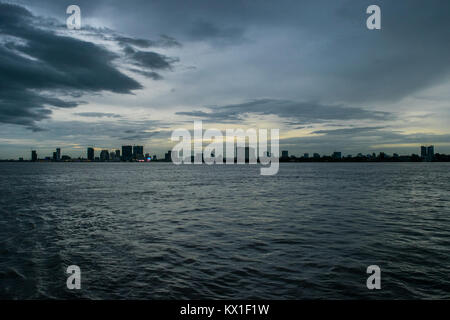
[0,162,449,299]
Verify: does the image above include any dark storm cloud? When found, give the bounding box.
[115,36,154,48]
[124,46,179,70]
[188,20,246,44]
[128,69,163,80]
[119,42,179,79]
[155,34,182,48]
[34,0,450,103]
[177,99,393,124]
[0,2,179,129]
[0,83,79,126]
[12,0,450,104]
[0,3,139,129]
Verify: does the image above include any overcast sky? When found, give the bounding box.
[1,0,449,159]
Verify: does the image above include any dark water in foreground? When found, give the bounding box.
[0,162,449,299]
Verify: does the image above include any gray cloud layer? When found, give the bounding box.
[177,99,393,124]
[16,0,450,103]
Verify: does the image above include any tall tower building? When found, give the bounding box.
[122,146,133,161]
[87,147,95,161]
[421,146,427,158]
[332,152,342,159]
[165,150,172,161]
[133,146,144,159]
[427,145,434,161]
[100,150,110,161]
[31,150,37,161]
[56,148,61,161]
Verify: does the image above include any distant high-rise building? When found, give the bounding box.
[115,150,120,159]
[420,145,435,161]
[87,147,94,161]
[31,150,37,161]
[122,145,133,161]
[133,146,144,159]
[304,153,309,159]
[56,148,61,161]
[332,152,342,159]
[152,155,157,161]
[53,152,57,161]
[100,150,109,161]
[164,150,172,161]
[427,145,434,161]
[421,146,427,158]
[313,153,320,159]
[281,150,289,158]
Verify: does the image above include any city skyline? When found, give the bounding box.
[1,1,450,159]
[5,144,447,162]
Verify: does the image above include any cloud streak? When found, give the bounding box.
[177,99,394,124]
[73,112,122,118]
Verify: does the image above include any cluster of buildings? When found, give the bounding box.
[281,150,342,160]
[22,144,447,163]
[29,146,162,162]
[31,148,71,161]
[279,145,438,162]
[88,146,159,162]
